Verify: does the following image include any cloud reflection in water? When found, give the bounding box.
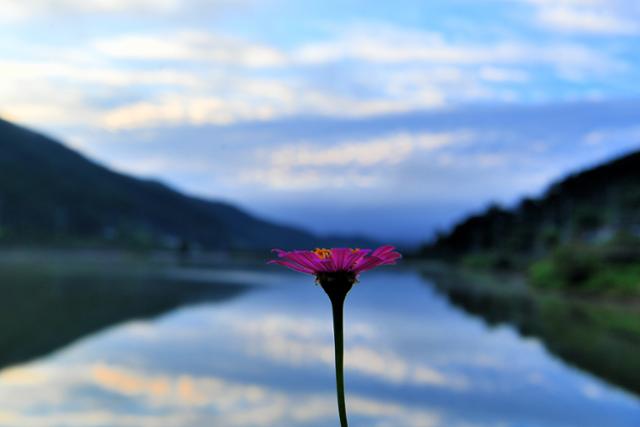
[0,362,445,427]
[0,269,638,427]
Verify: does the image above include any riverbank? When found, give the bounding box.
[418,261,640,397]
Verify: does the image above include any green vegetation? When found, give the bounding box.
[529,239,640,295]
[460,252,522,271]
[422,149,640,295]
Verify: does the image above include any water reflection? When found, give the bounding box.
[423,267,640,396]
[234,314,468,390]
[0,263,248,370]
[0,267,638,427]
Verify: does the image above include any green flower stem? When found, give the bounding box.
[330,293,349,427]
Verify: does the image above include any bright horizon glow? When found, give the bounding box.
[1,0,640,244]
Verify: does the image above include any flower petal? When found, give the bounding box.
[344,249,370,270]
[268,246,400,276]
[378,252,402,263]
[352,256,385,273]
[371,245,397,258]
[267,259,315,275]
[285,252,326,273]
[330,248,351,270]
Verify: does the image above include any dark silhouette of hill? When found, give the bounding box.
[422,149,640,261]
[0,118,322,249]
[419,148,640,395]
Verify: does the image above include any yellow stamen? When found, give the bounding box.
[313,248,332,259]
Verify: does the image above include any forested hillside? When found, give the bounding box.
[0,118,318,250]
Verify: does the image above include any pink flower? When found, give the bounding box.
[269,246,401,426]
[268,246,401,281]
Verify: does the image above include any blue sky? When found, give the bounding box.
[1,0,640,244]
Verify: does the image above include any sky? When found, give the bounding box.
[1,0,640,244]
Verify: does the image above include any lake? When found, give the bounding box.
[0,261,638,427]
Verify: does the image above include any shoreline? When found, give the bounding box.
[417,260,640,397]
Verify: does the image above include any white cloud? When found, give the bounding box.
[523,0,640,35]
[99,89,447,130]
[436,152,509,169]
[108,156,213,175]
[239,168,379,191]
[271,132,469,168]
[75,25,620,131]
[101,93,283,129]
[1,0,177,21]
[102,96,237,128]
[479,67,529,83]
[293,24,619,73]
[581,382,606,401]
[240,131,472,190]
[1,0,247,22]
[84,25,622,131]
[582,125,640,145]
[0,78,98,126]
[0,59,201,87]
[0,20,630,131]
[93,32,287,67]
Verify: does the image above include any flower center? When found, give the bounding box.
[313,248,332,259]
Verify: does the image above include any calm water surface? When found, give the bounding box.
[0,267,638,427]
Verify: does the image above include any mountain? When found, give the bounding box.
[419,149,640,389]
[421,149,640,263]
[0,118,325,250]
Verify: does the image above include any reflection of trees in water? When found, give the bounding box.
[0,267,249,371]
[422,269,640,397]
